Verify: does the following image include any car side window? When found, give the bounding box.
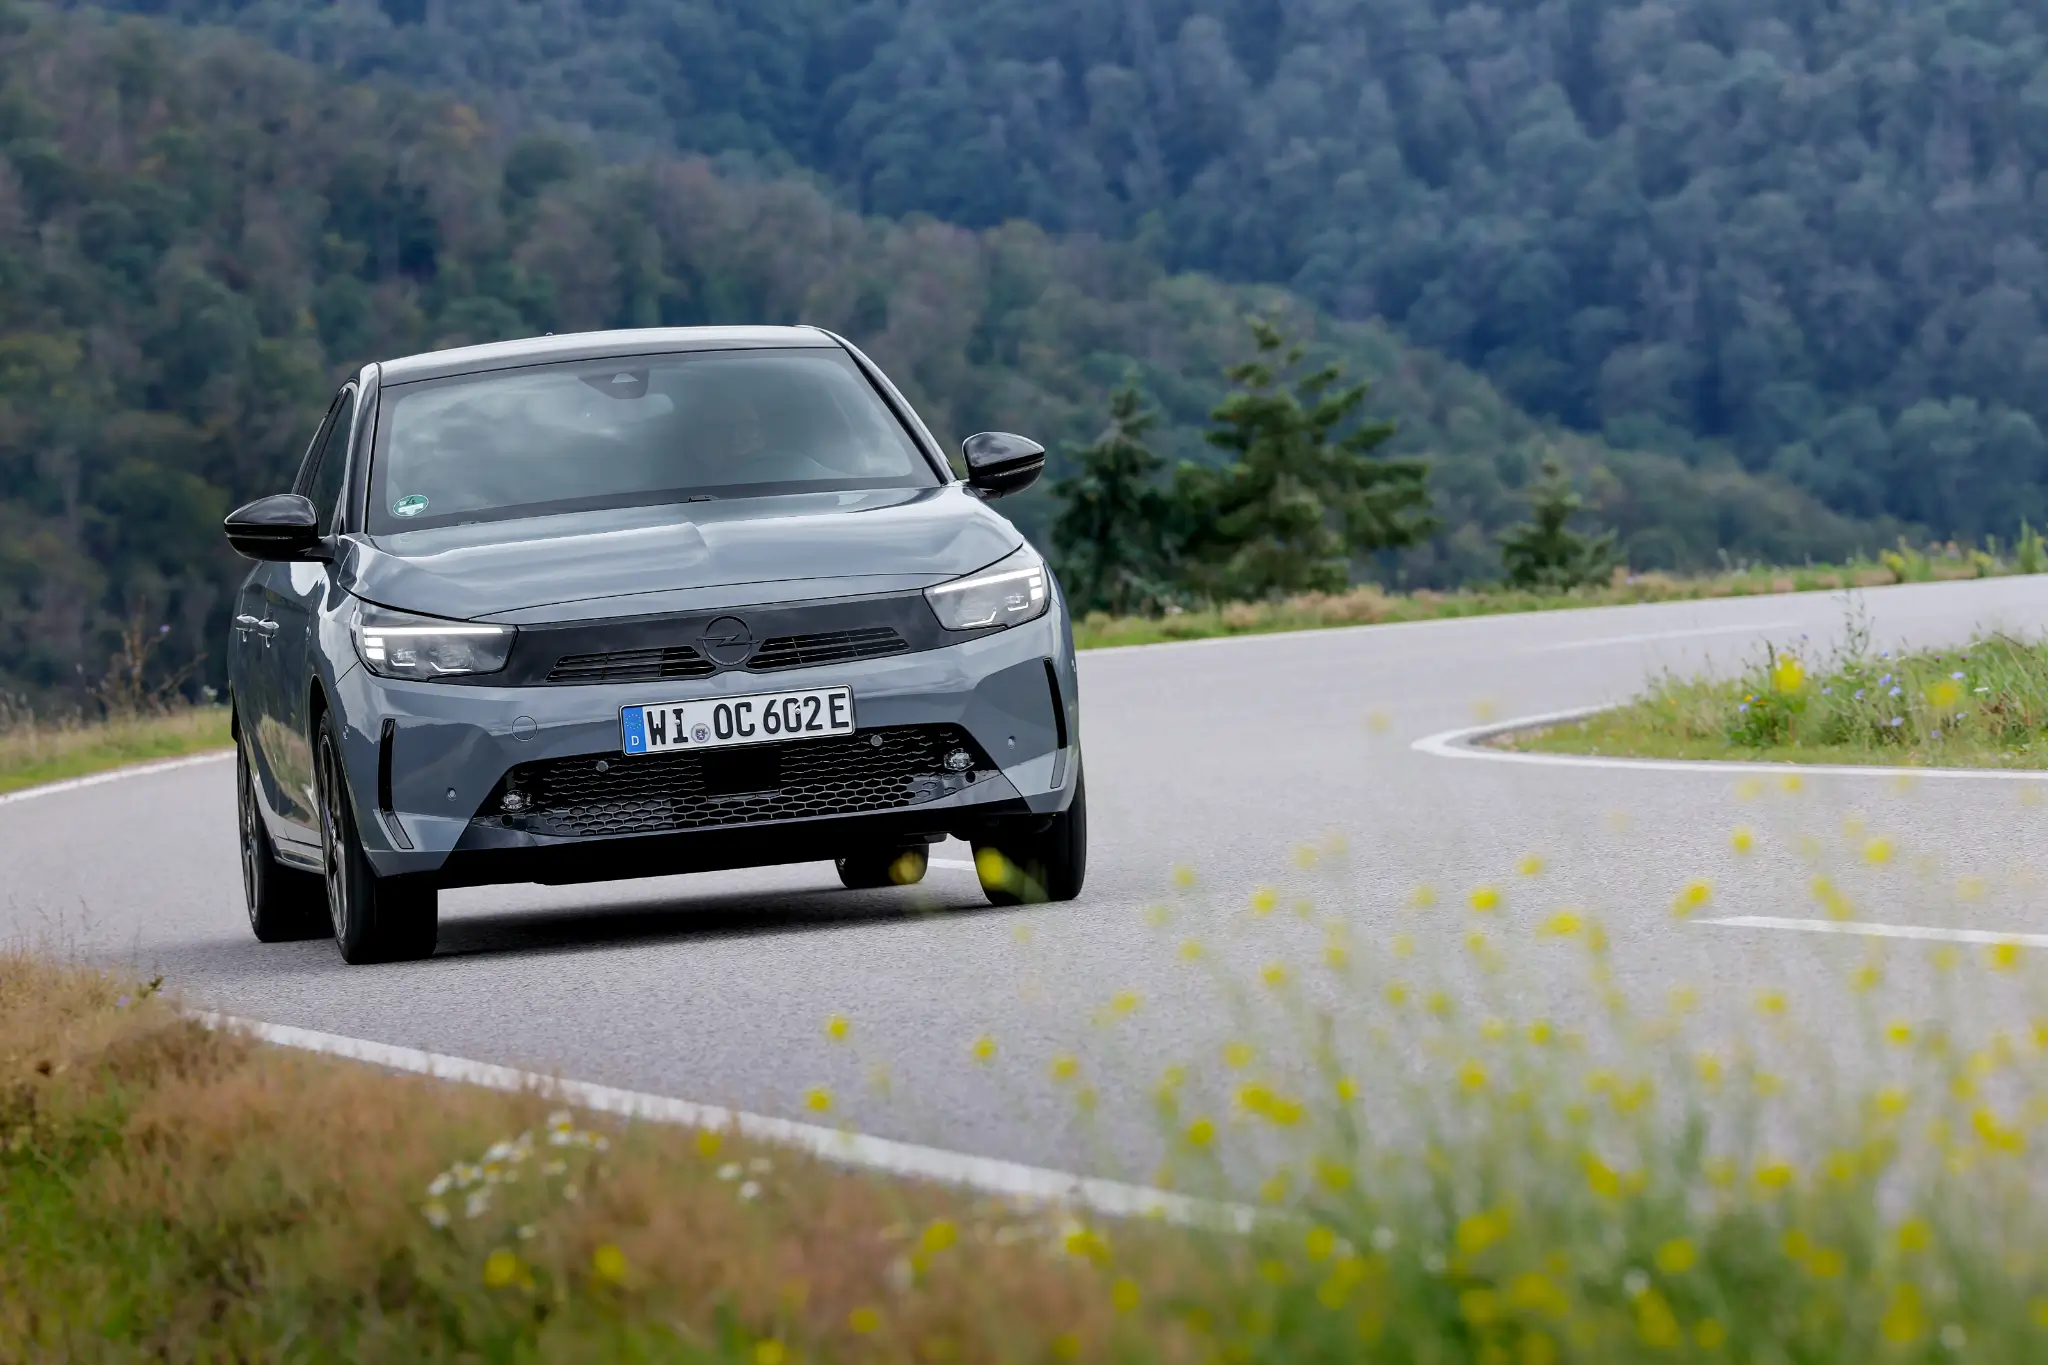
[300,387,358,537]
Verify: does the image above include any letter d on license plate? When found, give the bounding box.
[622,686,855,754]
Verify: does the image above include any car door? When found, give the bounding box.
[251,385,354,844]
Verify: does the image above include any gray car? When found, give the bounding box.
[223,326,1085,964]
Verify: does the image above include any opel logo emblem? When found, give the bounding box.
[701,615,753,666]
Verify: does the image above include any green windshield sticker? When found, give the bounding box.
[392,494,429,518]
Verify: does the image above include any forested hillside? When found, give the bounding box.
[92,0,2048,542]
[0,2,1876,699]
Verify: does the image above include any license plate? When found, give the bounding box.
[621,686,854,755]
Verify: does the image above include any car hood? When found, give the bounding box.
[338,485,1021,622]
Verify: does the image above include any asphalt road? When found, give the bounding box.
[8,576,2048,1181]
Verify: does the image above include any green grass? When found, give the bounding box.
[1511,627,2048,770]
[0,706,230,795]
[1071,554,1995,651]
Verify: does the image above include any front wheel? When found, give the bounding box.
[972,774,1087,907]
[239,734,328,942]
[316,717,437,965]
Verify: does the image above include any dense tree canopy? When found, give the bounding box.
[78,0,2048,544]
[0,3,1880,701]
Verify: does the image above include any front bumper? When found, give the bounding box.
[331,609,1079,884]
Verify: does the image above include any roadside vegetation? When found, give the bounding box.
[1512,618,2048,770]
[0,703,228,795]
[9,810,2048,1361]
[1070,549,2007,651]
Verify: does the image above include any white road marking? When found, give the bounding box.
[1412,709,2048,781]
[930,858,976,870]
[1702,916,2045,948]
[1527,620,1801,651]
[0,748,232,808]
[196,1010,1251,1230]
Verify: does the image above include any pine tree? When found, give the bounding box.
[1497,455,1620,590]
[1048,381,1178,616]
[1178,319,1435,599]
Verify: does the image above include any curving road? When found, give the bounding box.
[7,576,2048,1180]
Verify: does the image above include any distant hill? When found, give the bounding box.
[71,0,2048,544]
[0,5,1878,698]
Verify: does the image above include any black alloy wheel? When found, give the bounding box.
[316,717,438,964]
[238,735,328,942]
[972,773,1087,907]
[835,844,931,889]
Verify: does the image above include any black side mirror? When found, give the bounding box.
[962,431,1046,499]
[224,493,327,562]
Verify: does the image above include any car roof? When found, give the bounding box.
[372,326,840,385]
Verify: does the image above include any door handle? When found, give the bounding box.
[235,614,278,636]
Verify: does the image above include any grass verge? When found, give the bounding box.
[0,706,230,795]
[1508,626,2048,770]
[1070,553,2012,650]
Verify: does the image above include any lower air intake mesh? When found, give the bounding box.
[498,725,990,838]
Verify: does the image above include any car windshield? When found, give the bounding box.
[365,347,938,534]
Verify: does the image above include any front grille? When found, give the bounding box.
[497,725,990,838]
[747,627,908,671]
[547,646,716,684]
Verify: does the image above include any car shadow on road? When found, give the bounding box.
[429,882,1008,962]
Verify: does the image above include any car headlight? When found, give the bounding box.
[925,544,1050,631]
[351,602,515,680]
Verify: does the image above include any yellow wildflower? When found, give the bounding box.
[1250,885,1278,915]
[1654,1238,1696,1274]
[804,1087,833,1113]
[1880,1283,1925,1343]
[1049,1053,1080,1083]
[1110,1277,1141,1313]
[1517,853,1545,877]
[483,1248,521,1289]
[970,1035,996,1063]
[1469,885,1501,911]
[825,1013,850,1041]
[590,1243,626,1283]
[1988,941,2022,972]
[847,1306,881,1334]
[1731,825,1755,853]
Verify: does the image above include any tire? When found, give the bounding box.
[835,844,930,889]
[316,717,437,965]
[239,735,328,942]
[972,773,1087,907]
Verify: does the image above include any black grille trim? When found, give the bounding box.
[748,627,908,671]
[462,588,1002,687]
[492,725,994,838]
[547,645,715,684]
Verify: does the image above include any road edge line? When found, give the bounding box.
[0,748,234,808]
[193,1010,1255,1232]
[1411,708,2048,782]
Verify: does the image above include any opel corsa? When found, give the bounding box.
[223,327,1085,963]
